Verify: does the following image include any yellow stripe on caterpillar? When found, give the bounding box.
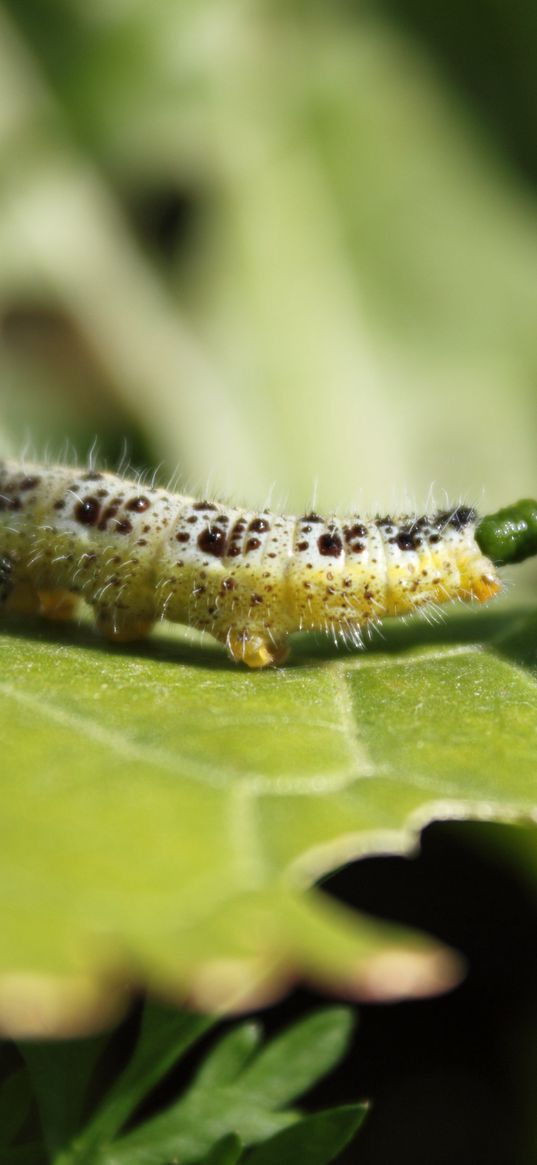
[0,462,501,668]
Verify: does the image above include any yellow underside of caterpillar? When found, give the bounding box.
[2,541,501,668]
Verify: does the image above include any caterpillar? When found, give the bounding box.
[0,460,535,668]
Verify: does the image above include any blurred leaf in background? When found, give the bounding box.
[0,0,535,513]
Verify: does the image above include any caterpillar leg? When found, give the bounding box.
[225,628,289,669]
[2,580,41,616]
[0,564,78,621]
[94,606,154,643]
[471,573,502,604]
[38,589,81,622]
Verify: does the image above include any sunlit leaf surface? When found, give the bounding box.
[1,600,536,1033]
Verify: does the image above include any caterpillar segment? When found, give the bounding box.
[0,462,502,668]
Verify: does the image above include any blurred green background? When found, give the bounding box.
[0,0,535,515]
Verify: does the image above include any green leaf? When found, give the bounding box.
[31,1007,356,1165]
[231,1008,353,1108]
[73,1002,211,1154]
[200,1135,243,1165]
[16,1007,356,1165]
[245,1105,368,1165]
[21,1033,107,1158]
[2,603,537,1032]
[96,1009,354,1165]
[104,1091,296,1165]
[0,1068,33,1147]
[191,1024,261,1090]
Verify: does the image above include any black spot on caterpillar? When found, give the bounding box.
[0,554,14,603]
[0,461,502,667]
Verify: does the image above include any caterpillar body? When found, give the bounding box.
[0,461,503,668]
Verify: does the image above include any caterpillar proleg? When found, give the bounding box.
[0,460,514,668]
